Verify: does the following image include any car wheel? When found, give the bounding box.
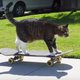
[13,3,25,16]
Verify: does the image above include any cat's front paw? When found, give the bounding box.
[50,52,56,56]
[54,49,62,54]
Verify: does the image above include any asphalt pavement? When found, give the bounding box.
[0,51,80,80]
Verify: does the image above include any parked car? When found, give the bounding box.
[0,0,80,17]
[0,0,54,16]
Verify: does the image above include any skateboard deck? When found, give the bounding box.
[0,48,73,57]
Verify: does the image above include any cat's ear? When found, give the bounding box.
[65,24,69,28]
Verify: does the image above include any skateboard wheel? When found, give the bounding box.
[47,60,54,66]
[14,55,24,62]
[19,56,24,62]
[17,55,24,62]
[56,56,62,63]
[8,58,14,63]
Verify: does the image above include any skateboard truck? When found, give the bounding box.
[47,56,62,66]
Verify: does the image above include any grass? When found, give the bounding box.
[0,11,80,58]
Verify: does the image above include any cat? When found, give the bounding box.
[5,2,69,56]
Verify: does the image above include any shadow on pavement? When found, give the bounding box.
[0,61,72,79]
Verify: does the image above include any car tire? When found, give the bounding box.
[13,3,25,16]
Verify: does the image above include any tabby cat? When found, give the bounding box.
[5,2,69,56]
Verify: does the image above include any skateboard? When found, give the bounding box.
[0,48,73,66]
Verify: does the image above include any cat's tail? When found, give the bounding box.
[5,2,18,26]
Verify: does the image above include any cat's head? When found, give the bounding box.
[58,24,69,37]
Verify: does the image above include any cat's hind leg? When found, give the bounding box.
[15,36,20,52]
[15,36,29,55]
[20,40,29,55]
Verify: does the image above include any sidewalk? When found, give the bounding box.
[0,51,80,80]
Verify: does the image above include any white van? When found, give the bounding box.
[0,0,54,16]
